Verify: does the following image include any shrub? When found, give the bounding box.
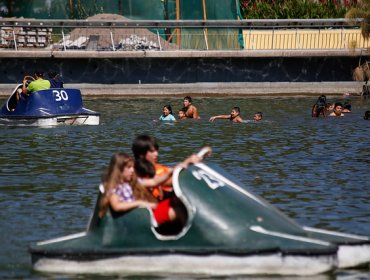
[240,0,351,19]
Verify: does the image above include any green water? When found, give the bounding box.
[0,96,369,279]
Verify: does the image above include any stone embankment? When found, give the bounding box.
[0,81,363,98]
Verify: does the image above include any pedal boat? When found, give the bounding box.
[0,84,100,126]
[29,158,370,276]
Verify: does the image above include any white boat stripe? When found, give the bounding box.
[250,225,332,246]
[303,226,369,240]
[36,232,87,246]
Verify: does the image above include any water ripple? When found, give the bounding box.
[0,96,369,279]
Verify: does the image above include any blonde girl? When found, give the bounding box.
[99,152,182,225]
[99,153,157,219]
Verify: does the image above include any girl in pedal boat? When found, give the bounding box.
[99,152,187,225]
[131,135,210,226]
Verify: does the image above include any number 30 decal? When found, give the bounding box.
[53,90,69,101]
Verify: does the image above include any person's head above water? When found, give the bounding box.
[178,108,187,119]
[183,96,193,107]
[333,102,343,115]
[364,110,370,120]
[162,104,173,116]
[316,95,327,107]
[231,107,240,116]
[254,112,263,121]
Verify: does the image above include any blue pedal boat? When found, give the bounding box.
[29,151,370,276]
[0,84,100,126]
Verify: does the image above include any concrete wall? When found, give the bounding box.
[0,54,364,84]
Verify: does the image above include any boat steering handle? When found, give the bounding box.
[23,75,35,82]
[197,146,212,159]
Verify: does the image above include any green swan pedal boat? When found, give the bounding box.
[29,150,370,276]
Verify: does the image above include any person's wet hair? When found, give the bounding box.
[317,95,327,107]
[134,158,156,178]
[163,104,173,114]
[364,111,370,120]
[232,107,240,114]
[312,95,327,117]
[334,102,343,109]
[34,70,44,78]
[184,96,192,103]
[312,104,325,117]
[343,101,351,111]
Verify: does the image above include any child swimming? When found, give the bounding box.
[209,107,243,123]
[159,105,176,121]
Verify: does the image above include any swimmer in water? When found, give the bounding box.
[209,107,243,123]
[253,112,263,122]
[159,105,176,121]
[329,102,344,117]
[178,108,187,120]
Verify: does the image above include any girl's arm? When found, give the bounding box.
[140,146,212,188]
[209,115,230,122]
[140,169,174,187]
[109,194,156,212]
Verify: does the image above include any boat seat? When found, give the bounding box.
[6,86,22,112]
[153,197,189,236]
[96,184,189,237]
[154,220,184,236]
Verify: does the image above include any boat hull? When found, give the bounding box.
[29,163,369,276]
[0,114,100,126]
[31,230,336,276]
[0,87,100,126]
[32,251,335,276]
[303,226,370,268]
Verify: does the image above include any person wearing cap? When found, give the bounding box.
[22,70,51,95]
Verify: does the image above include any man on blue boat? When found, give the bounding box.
[22,70,51,95]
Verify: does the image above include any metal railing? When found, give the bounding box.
[0,18,367,51]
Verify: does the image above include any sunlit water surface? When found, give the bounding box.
[0,96,369,279]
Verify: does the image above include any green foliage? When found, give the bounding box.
[345,0,370,39]
[240,0,349,19]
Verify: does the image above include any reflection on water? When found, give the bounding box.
[0,96,369,279]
